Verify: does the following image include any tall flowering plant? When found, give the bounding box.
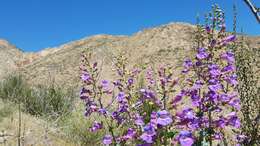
[172,5,241,146]
[80,50,178,145]
[80,5,242,146]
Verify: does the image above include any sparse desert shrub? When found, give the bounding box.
[0,75,76,119]
[79,5,242,146]
[23,85,75,118]
[0,74,28,103]
[59,102,105,146]
[235,41,260,145]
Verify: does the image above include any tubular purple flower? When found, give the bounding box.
[177,131,194,146]
[81,73,91,82]
[90,121,103,132]
[226,112,240,128]
[220,51,235,64]
[205,25,211,33]
[156,110,173,126]
[103,135,113,145]
[209,64,221,78]
[140,124,156,143]
[225,74,238,86]
[222,35,236,43]
[127,78,134,86]
[135,114,145,126]
[183,59,193,69]
[222,64,235,73]
[117,92,126,102]
[208,83,222,92]
[196,48,209,60]
[228,98,241,110]
[122,128,136,140]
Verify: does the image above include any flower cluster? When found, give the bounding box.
[175,5,241,145]
[80,5,242,146]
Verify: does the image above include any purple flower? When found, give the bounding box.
[213,133,223,140]
[226,112,240,128]
[98,108,108,115]
[208,78,219,85]
[135,114,145,126]
[208,64,221,78]
[183,59,193,73]
[178,108,195,121]
[81,73,91,82]
[219,94,231,102]
[140,89,156,100]
[112,111,123,124]
[101,80,109,87]
[214,118,226,128]
[205,25,211,33]
[191,93,200,107]
[196,48,209,60]
[225,74,238,85]
[208,83,222,92]
[222,65,235,73]
[140,124,156,143]
[118,102,129,112]
[156,110,173,126]
[228,98,241,110]
[117,92,126,102]
[192,80,203,90]
[103,135,113,145]
[80,87,90,100]
[222,35,236,43]
[89,121,103,132]
[183,59,193,68]
[122,128,136,140]
[171,90,185,106]
[221,51,235,64]
[127,78,134,86]
[178,131,194,146]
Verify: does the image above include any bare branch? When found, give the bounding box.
[243,0,260,23]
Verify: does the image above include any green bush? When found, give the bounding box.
[0,75,27,102]
[23,85,75,118]
[0,75,76,119]
[58,102,105,145]
[235,42,260,145]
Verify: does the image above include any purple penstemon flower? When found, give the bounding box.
[222,64,235,73]
[156,110,173,126]
[226,112,240,128]
[220,51,235,64]
[117,92,126,102]
[208,64,221,78]
[135,114,145,126]
[122,128,136,141]
[208,83,223,92]
[183,58,193,73]
[225,74,238,86]
[140,124,156,143]
[222,35,236,43]
[89,121,103,132]
[177,130,194,146]
[228,98,241,110]
[127,78,134,86]
[103,135,113,145]
[196,48,209,60]
[81,73,91,82]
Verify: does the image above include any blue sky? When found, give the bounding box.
[0,0,259,52]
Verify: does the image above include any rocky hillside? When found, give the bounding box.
[0,39,24,79]
[1,22,259,87]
